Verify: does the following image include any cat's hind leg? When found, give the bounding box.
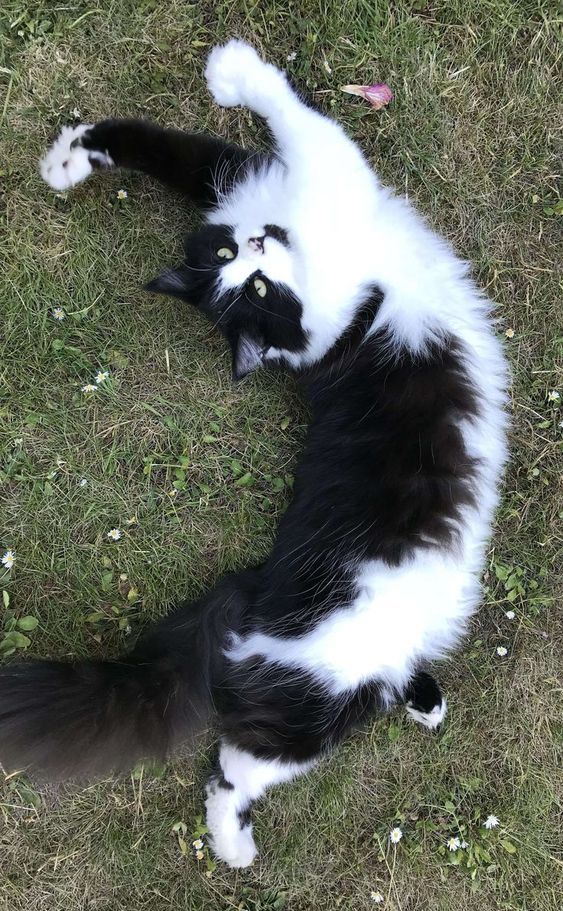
[205,740,316,868]
[404,670,447,730]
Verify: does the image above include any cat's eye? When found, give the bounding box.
[253,277,267,298]
[217,247,235,260]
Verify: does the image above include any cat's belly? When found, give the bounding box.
[226,554,480,695]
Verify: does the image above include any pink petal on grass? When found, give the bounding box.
[341,83,393,110]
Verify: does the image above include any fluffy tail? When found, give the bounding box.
[0,580,243,779]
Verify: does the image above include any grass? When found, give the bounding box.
[0,0,561,908]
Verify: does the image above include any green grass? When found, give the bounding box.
[1,1,561,908]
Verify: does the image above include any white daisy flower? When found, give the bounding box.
[460,840,469,849]
[81,383,97,394]
[95,370,110,384]
[116,189,128,200]
[389,827,403,844]
[52,307,66,321]
[505,610,515,620]
[192,838,204,850]
[286,51,297,62]
[1,550,15,570]
[370,892,384,904]
[496,645,508,657]
[195,849,204,861]
[504,327,515,339]
[547,390,560,402]
[107,528,122,541]
[447,836,461,852]
[484,814,499,829]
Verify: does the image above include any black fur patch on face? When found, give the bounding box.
[146,223,308,377]
[264,224,290,247]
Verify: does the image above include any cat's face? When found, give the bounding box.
[147,223,308,380]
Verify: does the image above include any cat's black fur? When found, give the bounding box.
[0,118,466,781]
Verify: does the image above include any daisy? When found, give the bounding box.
[1,550,15,570]
[116,189,128,200]
[107,528,122,541]
[505,610,515,620]
[447,836,461,852]
[286,51,297,62]
[547,390,560,402]
[195,849,204,861]
[370,892,384,904]
[504,327,515,339]
[52,307,66,321]
[81,383,97,394]
[95,370,110,384]
[484,814,499,829]
[389,827,403,844]
[496,645,508,657]
[460,840,469,849]
[192,838,204,851]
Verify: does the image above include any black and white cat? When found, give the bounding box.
[0,41,508,867]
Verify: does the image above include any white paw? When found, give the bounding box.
[406,698,447,730]
[209,823,258,869]
[39,124,112,191]
[205,39,285,112]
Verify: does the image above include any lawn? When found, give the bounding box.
[0,1,561,909]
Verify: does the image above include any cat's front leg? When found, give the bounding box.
[205,41,365,175]
[39,118,255,207]
[39,124,113,192]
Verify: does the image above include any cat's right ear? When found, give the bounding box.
[145,267,190,299]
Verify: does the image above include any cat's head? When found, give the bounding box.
[146,223,308,380]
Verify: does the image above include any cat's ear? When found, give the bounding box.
[145,266,189,299]
[230,333,268,382]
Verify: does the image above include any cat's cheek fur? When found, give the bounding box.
[39,124,113,191]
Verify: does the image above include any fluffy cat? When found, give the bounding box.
[0,41,508,867]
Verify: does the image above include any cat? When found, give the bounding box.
[0,40,508,868]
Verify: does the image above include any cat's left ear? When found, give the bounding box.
[230,332,268,382]
[145,266,189,299]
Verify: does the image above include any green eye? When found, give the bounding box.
[217,247,235,260]
[253,277,267,298]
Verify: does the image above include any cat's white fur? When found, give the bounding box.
[38,41,508,868]
[203,41,508,864]
[40,124,113,191]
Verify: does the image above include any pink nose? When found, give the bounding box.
[248,236,264,253]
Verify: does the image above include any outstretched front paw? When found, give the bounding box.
[205,39,286,113]
[39,124,113,191]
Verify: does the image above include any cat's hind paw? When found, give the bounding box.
[205,40,286,113]
[39,124,113,191]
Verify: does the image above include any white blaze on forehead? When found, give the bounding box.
[217,235,298,293]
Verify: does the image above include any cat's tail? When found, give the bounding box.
[0,578,246,779]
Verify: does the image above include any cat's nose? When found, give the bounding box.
[248,235,265,254]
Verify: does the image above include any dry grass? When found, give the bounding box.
[0,1,561,909]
